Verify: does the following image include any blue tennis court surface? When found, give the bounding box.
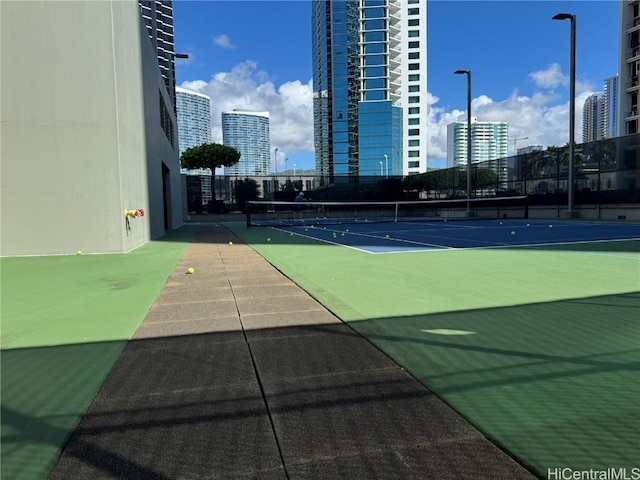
[275,219,640,254]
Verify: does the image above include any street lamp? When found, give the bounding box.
[454,69,472,217]
[384,154,388,179]
[552,13,576,217]
[274,147,278,176]
[379,161,383,176]
[294,164,297,176]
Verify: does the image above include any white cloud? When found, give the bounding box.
[213,34,235,49]
[179,61,314,169]
[529,63,566,89]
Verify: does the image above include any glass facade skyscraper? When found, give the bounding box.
[312,0,428,179]
[222,110,271,175]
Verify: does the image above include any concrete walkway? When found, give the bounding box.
[48,224,538,479]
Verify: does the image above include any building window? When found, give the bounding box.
[409,139,420,146]
[408,161,420,168]
[408,30,419,37]
[408,8,419,15]
[408,52,420,59]
[408,129,420,136]
[408,41,420,48]
[408,19,419,26]
[408,151,420,157]
[408,63,419,70]
[409,85,420,92]
[408,74,420,82]
[408,107,420,114]
[408,118,420,125]
[408,96,420,103]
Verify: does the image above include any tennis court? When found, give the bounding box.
[228,216,640,478]
[272,219,640,254]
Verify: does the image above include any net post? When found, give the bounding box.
[394,202,399,222]
[246,201,251,228]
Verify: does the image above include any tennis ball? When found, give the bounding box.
[385,235,389,238]
[511,231,516,235]
[267,238,271,242]
[186,267,195,274]
[549,225,553,228]
[228,241,233,245]
[76,250,82,255]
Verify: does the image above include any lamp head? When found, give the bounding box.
[454,70,470,75]
[174,53,189,59]
[552,13,573,21]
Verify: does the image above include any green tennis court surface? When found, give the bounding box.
[228,220,640,477]
[1,228,193,480]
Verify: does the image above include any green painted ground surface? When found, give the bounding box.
[228,222,640,478]
[1,228,193,480]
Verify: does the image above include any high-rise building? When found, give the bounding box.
[138,0,178,105]
[582,93,605,142]
[446,119,508,168]
[177,87,213,205]
[618,0,639,136]
[311,0,428,179]
[176,87,212,156]
[603,75,619,138]
[222,110,271,175]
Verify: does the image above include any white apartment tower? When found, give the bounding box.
[222,110,271,176]
[176,87,212,156]
[447,119,508,168]
[603,75,618,138]
[618,0,639,136]
[401,0,428,175]
[582,93,605,142]
[138,1,178,106]
[177,87,213,205]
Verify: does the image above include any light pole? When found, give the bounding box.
[294,164,296,176]
[285,156,288,176]
[274,147,278,176]
[384,154,388,179]
[553,12,576,217]
[379,161,383,176]
[454,70,472,217]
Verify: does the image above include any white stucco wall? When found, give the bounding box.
[0,1,183,256]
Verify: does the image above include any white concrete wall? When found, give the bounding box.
[0,1,183,256]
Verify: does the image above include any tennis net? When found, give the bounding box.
[246,196,528,227]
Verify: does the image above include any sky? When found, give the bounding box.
[173,0,620,171]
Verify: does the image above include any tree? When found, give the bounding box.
[234,177,260,212]
[472,167,499,194]
[180,143,241,202]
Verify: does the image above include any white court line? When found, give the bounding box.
[276,226,640,256]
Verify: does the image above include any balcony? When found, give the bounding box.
[624,108,639,119]
[627,47,640,61]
